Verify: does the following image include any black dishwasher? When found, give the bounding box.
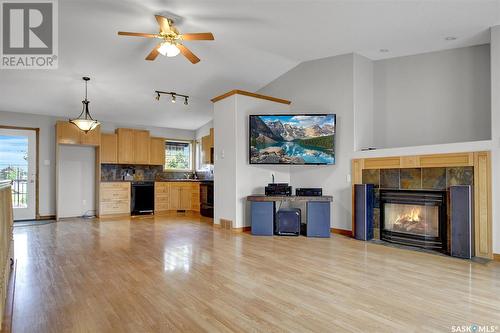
[131,182,154,215]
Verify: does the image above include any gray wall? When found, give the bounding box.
[259,54,355,230]
[373,44,491,148]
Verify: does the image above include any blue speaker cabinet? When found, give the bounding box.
[276,208,301,236]
[305,201,331,238]
[354,184,374,241]
[251,202,274,236]
[450,185,474,259]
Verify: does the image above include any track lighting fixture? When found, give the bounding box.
[154,90,189,107]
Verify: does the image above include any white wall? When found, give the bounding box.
[373,44,491,149]
[58,145,95,218]
[235,95,291,228]
[0,110,196,216]
[213,97,238,225]
[259,54,355,230]
[213,94,291,228]
[195,120,213,140]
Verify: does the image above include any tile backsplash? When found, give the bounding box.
[101,164,214,181]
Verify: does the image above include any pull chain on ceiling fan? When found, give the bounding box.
[118,15,214,64]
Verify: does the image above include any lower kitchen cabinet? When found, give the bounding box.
[100,182,131,216]
[155,182,200,214]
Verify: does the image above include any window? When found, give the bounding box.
[165,140,193,170]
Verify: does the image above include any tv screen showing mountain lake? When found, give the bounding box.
[250,114,335,165]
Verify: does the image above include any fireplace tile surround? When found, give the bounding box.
[361,166,473,252]
[352,151,492,259]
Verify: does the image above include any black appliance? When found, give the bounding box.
[131,182,154,215]
[275,208,301,236]
[265,183,292,196]
[296,188,322,196]
[200,181,214,218]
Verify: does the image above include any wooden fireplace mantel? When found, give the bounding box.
[351,151,492,259]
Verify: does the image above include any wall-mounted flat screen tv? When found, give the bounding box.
[249,114,336,165]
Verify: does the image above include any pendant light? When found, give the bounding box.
[69,77,100,133]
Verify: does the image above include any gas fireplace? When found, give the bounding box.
[380,190,447,253]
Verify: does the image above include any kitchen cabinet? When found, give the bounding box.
[100,133,117,163]
[150,137,165,166]
[201,128,214,165]
[154,182,200,213]
[191,183,200,212]
[117,128,135,164]
[116,128,151,164]
[134,130,150,164]
[154,182,170,213]
[56,121,100,146]
[99,182,130,215]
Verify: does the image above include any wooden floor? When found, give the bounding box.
[9,214,500,333]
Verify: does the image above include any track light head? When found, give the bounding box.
[171,94,176,103]
[155,92,160,101]
[184,97,188,105]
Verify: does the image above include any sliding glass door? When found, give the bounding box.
[0,128,37,220]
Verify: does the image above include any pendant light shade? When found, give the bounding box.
[69,77,100,133]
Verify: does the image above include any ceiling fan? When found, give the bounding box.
[118,15,214,64]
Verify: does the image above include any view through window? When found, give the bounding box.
[165,140,192,170]
[0,135,28,208]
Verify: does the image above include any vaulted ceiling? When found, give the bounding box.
[1,0,499,130]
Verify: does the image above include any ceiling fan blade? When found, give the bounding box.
[155,15,172,33]
[177,44,200,64]
[181,33,215,41]
[118,31,158,38]
[145,44,161,61]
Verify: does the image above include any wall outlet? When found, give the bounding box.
[221,149,225,159]
[43,160,50,166]
[82,199,87,206]
[346,174,351,183]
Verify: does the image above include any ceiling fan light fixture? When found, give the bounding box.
[158,41,180,57]
[69,77,100,133]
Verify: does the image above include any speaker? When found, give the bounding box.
[449,185,474,259]
[276,208,301,236]
[354,184,374,241]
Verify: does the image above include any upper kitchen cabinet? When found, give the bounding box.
[201,128,214,165]
[134,130,150,164]
[116,128,136,164]
[150,137,166,166]
[100,133,118,163]
[56,121,100,146]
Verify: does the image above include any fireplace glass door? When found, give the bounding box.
[383,203,439,238]
[380,190,447,252]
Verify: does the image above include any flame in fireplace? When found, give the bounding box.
[394,207,421,224]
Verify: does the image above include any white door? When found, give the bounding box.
[0,129,37,220]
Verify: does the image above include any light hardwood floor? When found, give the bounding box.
[9,214,500,332]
